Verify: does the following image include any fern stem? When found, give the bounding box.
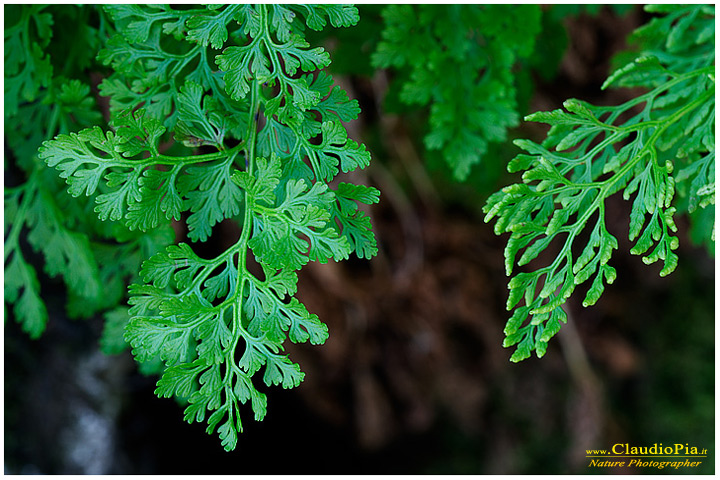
[228,78,262,380]
[155,143,245,166]
[46,105,60,140]
[3,170,39,262]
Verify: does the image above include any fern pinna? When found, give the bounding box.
[38,4,377,451]
[484,5,715,361]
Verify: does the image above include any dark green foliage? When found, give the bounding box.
[372,4,542,181]
[484,5,715,361]
[32,4,377,451]
[4,5,172,340]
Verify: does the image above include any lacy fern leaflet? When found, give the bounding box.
[39,4,377,451]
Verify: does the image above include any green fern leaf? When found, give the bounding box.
[484,4,715,361]
[39,4,376,451]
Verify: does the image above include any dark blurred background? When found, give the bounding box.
[4,5,715,475]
